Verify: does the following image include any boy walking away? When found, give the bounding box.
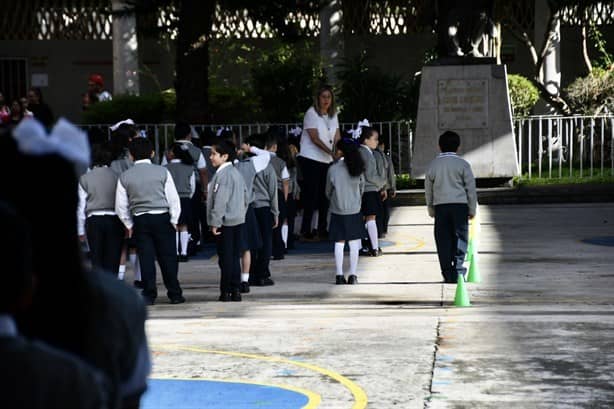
[115,138,185,305]
[425,131,477,284]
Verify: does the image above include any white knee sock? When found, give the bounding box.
[118,264,126,280]
[334,242,345,276]
[312,212,319,232]
[129,253,141,281]
[176,233,180,255]
[366,220,379,250]
[281,224,288,247]
[180,231,189,256]
[349,239,360,276]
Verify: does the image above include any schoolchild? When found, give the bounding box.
[233,135,272,293]
[246,135,279,287]
[425,131,477,283]
[206,140,249,302]
[358,126,387,256]
[108,119,142,284]
[251,131,290,260]
[378,139,397,236]
[115,137,185,305]
[77,143,125,277]
[286,129,302,249]
[164,142,196,262]
[165,122,209,255]
[326,138,366,285]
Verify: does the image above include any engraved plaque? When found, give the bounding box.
[437,80,488,129]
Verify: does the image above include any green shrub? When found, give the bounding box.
[565,67,614,115]
[208,85,263,123]
[507,74,539,117]
[82,92,174,124]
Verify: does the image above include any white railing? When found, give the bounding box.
[81,115,614,180]
[514,115,614,179]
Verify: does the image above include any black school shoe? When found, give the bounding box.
[240,282,250,293]
[335,275,347,285]
[218,292,231,302]
[230,291,242,302]
[134,280,144,289]
[178,254,189,262]
[359,248,371,257]
[249,278,275,286]
[169,295,186,304]
[347,275,358,285]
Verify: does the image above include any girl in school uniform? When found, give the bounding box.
[207,140,249,302]
[358,126,388,256]
[164,143,196,262]
[326,137,366,285]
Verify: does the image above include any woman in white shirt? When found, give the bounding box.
[298,84,341,240]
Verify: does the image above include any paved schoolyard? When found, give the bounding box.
[140,203,614,408]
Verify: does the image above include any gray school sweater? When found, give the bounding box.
[79,167,118,214]
[424,152,477,217]
[206,163,248,227]
[385,153,396,192]
[119,163,171,215]
[165,162,193,198]
[359,145,387,192]
[325,159,365,215]
[269,155,287,192]
[252,164,279,217]
[235,159,257,204]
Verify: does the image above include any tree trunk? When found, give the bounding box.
[175,0,215,123]
[581,23,592,75]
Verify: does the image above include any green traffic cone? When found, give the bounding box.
[467,253,481,283]
[454,274,471,307]
[465,238,474,262]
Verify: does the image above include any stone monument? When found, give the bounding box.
[412,0,519,179]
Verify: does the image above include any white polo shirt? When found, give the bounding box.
[299,106,338,164]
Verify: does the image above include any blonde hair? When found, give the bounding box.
[313,84,336,117]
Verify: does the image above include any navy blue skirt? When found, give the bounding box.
[178,197,193,226]
[242,204,262,250]
[328,212,366,242]
[361,191,383,216]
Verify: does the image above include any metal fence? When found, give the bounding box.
[82,115,614,180]
[81,121,416,175]
[513,115,614,179]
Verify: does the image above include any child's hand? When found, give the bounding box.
[380,190,388,201]
[240,142,250,152]
[211,226,221,236]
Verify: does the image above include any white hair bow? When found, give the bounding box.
[216,126,231,137]
[288,126,302,137]
[109,118,135,131]
[357,118,370,128]
[348,128,361,139]
[190,125,200,139]
[13,117,91,175]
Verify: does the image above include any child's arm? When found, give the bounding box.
[115,179,133,233]
[267,169,279,227]
[424,170,435,218]
[325,168,333,200]
[281,165,290,201]
[164,171,181,228]
[207,178,230,231]
[77,181,88,240]
[464,164,477,218]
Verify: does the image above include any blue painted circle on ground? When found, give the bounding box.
[581,236,614,247]
[141,379,309,409]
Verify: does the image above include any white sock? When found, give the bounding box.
[366,220,379,250]
[180,231,189,256]
[281,224,288,247]
[312,212,319,232]
[118,264,126,280]
[349,239,360,276]
[176,232,180,255]
[241,273,249,282]
[334,242,345,276]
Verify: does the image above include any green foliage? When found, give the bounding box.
[250,42,323,122]
[507,74,539,117]
[565,68,614,115]
[588,25,613,70]
[82,92,174,124]
[395,173,419,189]
[208,85,263,123]
[337,51,417,122]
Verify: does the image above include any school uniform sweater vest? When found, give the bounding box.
[252,165,278,214]
[359,146,386,192]
[79,167,119,214]
[165,162,193,198]
[119,164,170,215]
[269,156,286,191]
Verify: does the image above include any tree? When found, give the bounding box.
[498,0,606,115]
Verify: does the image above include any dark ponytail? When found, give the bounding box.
[358,126,376,145]
[336,138,365,177]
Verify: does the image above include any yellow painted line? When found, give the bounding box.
[385,232,427,252]
[150,375,321,408]
[154,344,368,409]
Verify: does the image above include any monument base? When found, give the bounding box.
[412,64,519,179]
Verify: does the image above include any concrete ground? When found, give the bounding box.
[142,203,614,409]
